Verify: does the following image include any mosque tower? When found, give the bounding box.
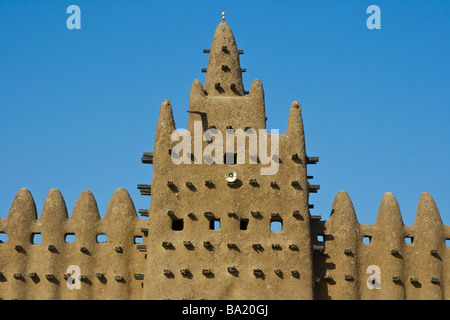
[142,13,319,300]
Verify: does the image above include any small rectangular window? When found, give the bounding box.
[270,221,282,232]
[446,239,450,247]
[209,219,220,230]
[0,232,7,243]
[97,234,107,243]
[134,236,143,244]
[65,233,75,243]
[363,236,372,244]
[240,219,249,231]
[317,235,324,242]
[31,233,42,244]
[405,236,414,244]
[172,219,184,231]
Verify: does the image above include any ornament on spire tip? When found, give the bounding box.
[222,11,225,21]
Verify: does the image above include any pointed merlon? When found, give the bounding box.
[247,79,266,128]
[71,190,101,224]
[286,101,305,136]
[155,100,176,137]
[248,79,265,102]
[412,192,444,299]
[40,188,69,223]
[326,190,359,234]
[189,79,206,101]
[413,192,443,245]
[70,190,99,249]
[104,188,138,222]
[154,99,176,157]
[6,188,38,222]
[284,101,306,155]
[5,188,37,243]
[372,192,405,251]
[374,192,404,228]
[102,188,138,245]
[413,192,442,227]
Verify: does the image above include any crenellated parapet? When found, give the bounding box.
[0,188,147,300]
[312,191,449,300]
[1,186,446,300]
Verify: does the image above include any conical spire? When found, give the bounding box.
[286,101,306,145]
[155,99,175,136]
[204,19,245,96]
[154,99,176,165]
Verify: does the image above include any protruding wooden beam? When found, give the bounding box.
[138,209,149,217]
[307,156,319,164]
[137,184,151,196]
[141,152,153,164]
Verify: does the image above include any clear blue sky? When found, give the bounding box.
[1,0,449,226]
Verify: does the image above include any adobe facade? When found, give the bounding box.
[0,18,448,300]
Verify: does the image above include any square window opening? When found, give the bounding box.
[240,219,249,231]
[65,233,75,243]
[0,232,7,243]
[172,219,184,231]
[362,236,372,244]
[31,233,42,244]
[317,234,324,242]
[270,221,282,232]
[134,236,143,244]
[405,236,414,244]
[97,234,107,243]
[446,239,450,247]
[209,219,221,230]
